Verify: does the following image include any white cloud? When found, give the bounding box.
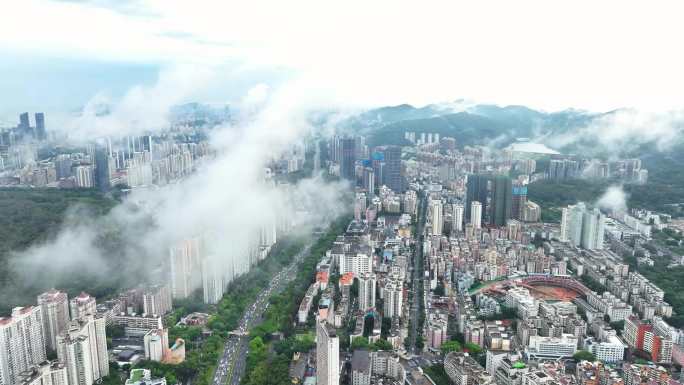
[3,0,684,111]
[596,185,628,214]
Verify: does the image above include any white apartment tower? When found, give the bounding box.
[470,201,482,229]
[37,290,70,352]
[69,293,96,321]
[56,314,109,385]
[202,258,225,305]
[0,307,47,385]
[452,203,464,232]
[18,361,69,385]
[358,273,377,311]
[383,280,403,318]
[169,238,203,299]
[316,320,340,385]
[431,199,443,235]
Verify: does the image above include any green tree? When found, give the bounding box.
[440,340,462,354]
[351,336,370,350]
[573,350,596,362]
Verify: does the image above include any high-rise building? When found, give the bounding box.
[358,273,376,311]
[69,293,97,321]
[466,174,488,222]
[490,175,513,227]
[511,184,528,220]
[362,167,375,194]
[34,113,46,140]
[142,285,172,317]
[452,203,464,233]
[57,314,109,385]
[169,238,203,299]
[521,201,541,222]
[430,199,443,236]
[143,329,169,362]
[316,320,340,385]
[94,148,112,191]
[351,350,371,385]
[18,361,68,385]
[340,138,356,180]
[581,208,605,250]
[37,290,70,352]
[560,203,605,250]
[202,258,224,305]
[0,307,47,385]
[379,146,403,192]
[470,201,482,229]
[74,166,93,188]
[383,280,403,318]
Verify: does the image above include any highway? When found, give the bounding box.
[212,244,312,385]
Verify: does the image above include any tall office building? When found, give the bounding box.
[37,290,70,352]
[94,148,112,191]
[466,174,488,222]
[581,208,605,250]
[358,273,376,311]
[470,201,482,229]
[511,184,528,220]
[35,113,46,140]
[169,238,203,299]
[452,203,464,232]
[69,293,97,321]
[0,307,47,385]
[316,320,340,385]
[490,175,513,227]
[57,314,109,385]
[430,199,443,236]
[377,146,403,192]
[340,138,356,180]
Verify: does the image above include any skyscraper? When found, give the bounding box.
[490,175,513,227]
[511,184,528,220]
[340,138,356,180]
[470,201,482,229]
[316,319,340,385]
[358,273,376,311]
[57,314,108,385]
[452,203,464,232]
[0,307,47,385]
[378,146,403,192]
[466,174,488,222]
[94,148,112,191]
[37,290,70,352]
[560,203,605,250]
[35,113,46,140]
[431,199,443,236]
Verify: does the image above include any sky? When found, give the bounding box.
[2,0,684,122]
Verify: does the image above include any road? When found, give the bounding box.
[212,244,312,385]
[408,192,427,355]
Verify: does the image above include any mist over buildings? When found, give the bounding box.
[8,72,351,296]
